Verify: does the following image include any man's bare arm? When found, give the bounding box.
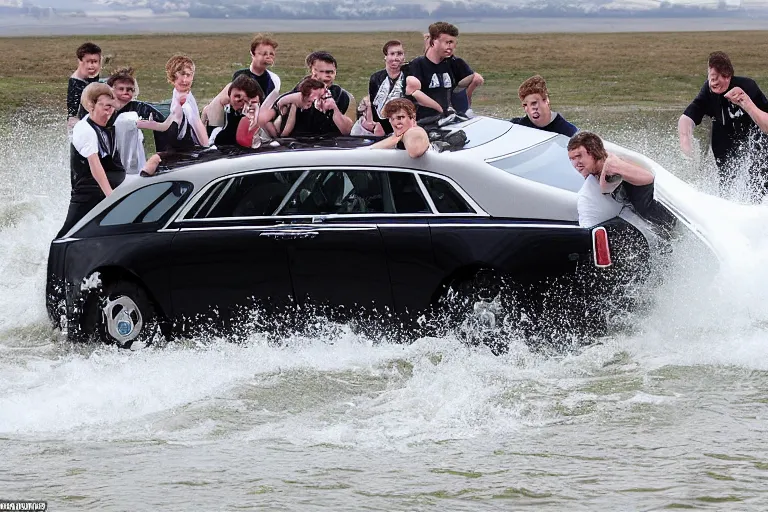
[677,114,695,157]
[86,153,113,196]
[402,127,430,158]
[465,72,484,103]
[725,86,768,133]
[405,76,444,115]
[604,154,654,186]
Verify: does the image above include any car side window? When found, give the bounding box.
[389,172,431,214]
[419,175,475,214]
[187,171,303,219]
[100,182,193,226]
[279,170,385,215]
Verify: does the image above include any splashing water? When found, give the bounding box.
[0,112,766,510]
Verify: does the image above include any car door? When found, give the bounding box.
[166,169,305,324]
[275,168,394,319]
[374,169,443,316]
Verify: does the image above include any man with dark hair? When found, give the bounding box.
[368,39,409,134]
[678,51,768,195]
[406,22,479,121]
[511,75,578,137]
[568,132,673,228]
[67,42,102,131]
[203,34,280,127]
[209,74,266,147]
[288,51,354,136]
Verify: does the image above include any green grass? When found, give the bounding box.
[1,30,767,118]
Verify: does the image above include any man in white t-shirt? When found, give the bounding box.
[567,131,673,228]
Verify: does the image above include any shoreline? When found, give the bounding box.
[0,16,767,37]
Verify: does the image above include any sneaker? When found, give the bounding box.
[464,108,475,118]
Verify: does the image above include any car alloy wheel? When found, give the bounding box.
[98,281,158,350]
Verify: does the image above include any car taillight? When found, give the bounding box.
[592,226,612,268]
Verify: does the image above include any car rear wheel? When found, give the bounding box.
[96,280,159,350]
[439,271,519,355]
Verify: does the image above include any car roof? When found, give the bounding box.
[61,117,579,238]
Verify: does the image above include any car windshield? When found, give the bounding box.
[486,136,584,192]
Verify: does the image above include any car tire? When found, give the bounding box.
[95,280,159,350]
[439,271,517,355]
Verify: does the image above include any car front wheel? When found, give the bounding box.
[96,280,158,350]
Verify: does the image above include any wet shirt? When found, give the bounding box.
[511,112,579,137]
[369,65,409,134]
[70,115,125,198]
[288,83,351,136]
[408,55,473,120]
[67,75,100,119]
[683,76,768,169]
[112,100,172,152]
[211,105,245,146]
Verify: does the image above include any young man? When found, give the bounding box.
[140,56,209,176]
[203,34,281,127]
[287,51,354,136]
[107,67,180,173]
[208,74,265,147]
[369,98,430,158]
[260,77,327,137]
[406,22,479,121]
[678,51,768,193]
[368,40,409,135]
[165,55,208,149]
[58,83,125,238]
[511,75,578,137]
[567,131,673,228]
[67,42,102,130]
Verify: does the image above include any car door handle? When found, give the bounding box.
[259,230,319,240]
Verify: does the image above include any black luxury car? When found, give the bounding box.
[47,117,675,350]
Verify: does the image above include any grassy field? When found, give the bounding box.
[0,30,767,120]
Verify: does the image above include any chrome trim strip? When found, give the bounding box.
[177,225,378,233]
[173,222,580,232]
[414,173,438,213]
[167,166,491,227]
[428,223,582,229]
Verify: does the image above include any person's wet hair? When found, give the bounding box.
[80,82,115,111]
[518,75,549,102]
[382,40,402,55]
[296,77,326,98]
[382,98,416,120]
[708,51,734,78]
[76,42,101,60]
[567,131,608,162]
[428,21,459,42]
[165,55,195,84]
[106,67,136,88]
[250,33,278,54]
[229,74,265,102]
[305,51,337,70]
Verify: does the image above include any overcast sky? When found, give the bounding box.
[21,0,768,8]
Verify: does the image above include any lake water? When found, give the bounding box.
[0,110,767,510]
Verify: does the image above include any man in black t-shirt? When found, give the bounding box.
[289,51,354,136]
[405,22,477,121]
[511,75,578,137]
[678,51,768,196]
